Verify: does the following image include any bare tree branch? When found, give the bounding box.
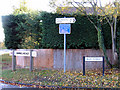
[97,7,112,25]
[71,1,99,31]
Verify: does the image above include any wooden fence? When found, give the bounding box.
[16,49,115,70]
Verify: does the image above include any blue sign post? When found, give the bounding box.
[64,34,66,73]
[56,17,76,73]
[59,24,71,73]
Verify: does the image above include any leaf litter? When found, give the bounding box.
[1,68,120,88]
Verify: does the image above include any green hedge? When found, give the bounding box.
[2,12,120,49]
[2,15,23,49]
[41,13,112,49]
[2,14,42,49]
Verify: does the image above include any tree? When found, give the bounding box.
[49,0,120,68]
[0,42,6,49]
[49,0,72,12]
[12,0,30,15]
[19,12,42,49]
[70,0,120,68]
[12,0,42,49]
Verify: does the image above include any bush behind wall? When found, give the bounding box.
[2,12,116,49]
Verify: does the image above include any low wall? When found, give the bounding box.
[16,49,113,70]
[53,49,113,70]
[16,49,53,69]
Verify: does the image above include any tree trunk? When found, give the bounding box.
[118,44,120,69]
[111,25,117,65]
[97,25,112,68]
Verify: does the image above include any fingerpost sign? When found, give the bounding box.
[56,17,76,73]
[56,17,76,24]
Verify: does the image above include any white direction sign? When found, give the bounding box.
[10,51,37,57]
[85,57,103,61]
[56,17,76,24]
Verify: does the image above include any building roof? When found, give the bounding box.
[56,7,105,15]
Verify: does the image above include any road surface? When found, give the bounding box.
[0,82,19,89]
[0,82,29,89]
[0,49,12,55]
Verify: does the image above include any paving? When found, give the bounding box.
[0,49,12,55]
[0,82,29,89]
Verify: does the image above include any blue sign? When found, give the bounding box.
[59,24,71,34]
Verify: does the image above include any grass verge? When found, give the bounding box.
[0,54,12,67]
[0,54,120,88]
[1,69,120,88]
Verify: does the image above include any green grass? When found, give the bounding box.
[0,54,120,88]
[1,69,120,88]
[0,54,12,67]
[0,64,2,77]
[0,54,12,63]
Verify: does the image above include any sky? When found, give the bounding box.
[0,0,51,42]
[0,0,115,42]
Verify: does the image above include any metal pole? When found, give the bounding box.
[103,57,104,76]
[64,34,66,73]
[12,50,16,71]
[83,56,85,76]
[30,50,33,72]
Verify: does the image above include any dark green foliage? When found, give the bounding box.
[41,13,112,49]
[19,13,42,49]
[2,13,42,49]
[2,15,23,49]
[2,12,118,49]
[102,23,112,49]
[116,18,120,68]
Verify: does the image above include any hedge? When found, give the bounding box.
[2,15,23,49]
[2,12,120,49]
[41,12,112,49]
[2,14,42,49]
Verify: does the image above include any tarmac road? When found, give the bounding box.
[0,82,19,89]
[0,49,12,55]
[0,82,30,89]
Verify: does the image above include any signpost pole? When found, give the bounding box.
[83,56,85,76]
[30,50,33,72]
[103,57,104,76]
[64,34,66,73]
[56,17,76,73]
[12,50,16,71]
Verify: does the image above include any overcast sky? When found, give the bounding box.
[0,0,115,42]
[0,0,51,42]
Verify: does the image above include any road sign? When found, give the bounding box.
[56,17,76,24]
[10,51,37,57]
[11,50,34,72]
[85,57,103,61]
[83,56,104,76]
[56,17,76,73]
[59,24,71,34]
